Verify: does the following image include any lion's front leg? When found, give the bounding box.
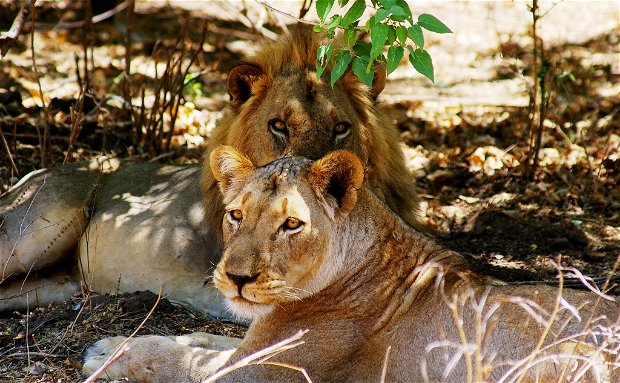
[83,333,240,383]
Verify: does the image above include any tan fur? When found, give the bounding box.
[84,148,619,383]
[201,24,422,244]
[0,25,419,316]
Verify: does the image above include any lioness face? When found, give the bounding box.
[209,146,364,319]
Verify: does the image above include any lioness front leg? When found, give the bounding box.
[83,333,240,383]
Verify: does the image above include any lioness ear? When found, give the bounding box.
[209,145,255,197]
[228,64,263,111]
[308,151,364,215]
[371,61,386,100]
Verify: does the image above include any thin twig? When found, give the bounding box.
[0,0,37,57]
[513,256,564,383]
[51,0,131,29]
[1,351,65,359]
[65,57,85,163]
[83,288,163,383]
[201,329,309,383]
[29,5,49,167]
[122,0,134,125]
[26,293,31,367]
[0,123,19,176]
[256,1,319,26]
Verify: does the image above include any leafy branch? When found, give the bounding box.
[314,0,452,86]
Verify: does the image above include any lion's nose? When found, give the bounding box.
[226,272,259,296]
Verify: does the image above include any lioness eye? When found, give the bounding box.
[268,119,288,137]
[282,217,303,231]
[334,122,351,139]
[229,209,243,222]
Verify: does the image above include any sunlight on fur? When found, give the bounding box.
[83,148,619,383]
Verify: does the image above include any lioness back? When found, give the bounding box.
[201,24,422,242]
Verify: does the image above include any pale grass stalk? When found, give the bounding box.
[449,294,473,383]
[496,326,604,383]
[513,262,565,383]
[380,345,392,383]
[25,293,30,367]
[201,329,309,383]
[422,340,473,382]
[557,256,619,382]
[473,289,491,382]
[511,353,602,381]
[83,288,163,383]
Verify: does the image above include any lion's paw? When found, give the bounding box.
[82,336,129,378]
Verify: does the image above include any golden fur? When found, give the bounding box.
[0,24,420,317]
[201,24,422,242]
[84,147,619,383]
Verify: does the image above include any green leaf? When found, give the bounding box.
[327,15,342,31]
[408,24,424,48]
[395,0,412,20]
[408,48,434,82]
[353,41,371,56]
[313,24,323,33]
[331,50,352,86]
[375,8,390,23]
[352,55,374,87]
[341,0,365,28]
[316,43,333,77]
[378,0,396,8]
[316,0,335,22]
[387,45,404,74]
[418,13,452,34]
[337,0,350,6]
[396,26,407,45]
[344,27,357,46]
[390,14,406,22]
[388,5,405,16]
[370,23,389,60]
[387,25,396,45]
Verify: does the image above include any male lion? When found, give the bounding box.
[83,147,619,383]
[201,24,422,241]
[0,25,420,318]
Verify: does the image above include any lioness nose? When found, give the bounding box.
[226,272,259,295]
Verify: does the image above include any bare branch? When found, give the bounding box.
[0,0,37,57]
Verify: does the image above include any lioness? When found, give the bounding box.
[0,25,420,317]
[83,147,619,383]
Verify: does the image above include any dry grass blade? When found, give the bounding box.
[201,329,310,383]
[380,345,392,383]
[0,123,18,176]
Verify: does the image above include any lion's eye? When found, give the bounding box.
[228,209,243,222]
[282,217,303,232]
[334,122,351,139]
[268,119,288,137]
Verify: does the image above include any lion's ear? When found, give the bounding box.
[209,145,255,197]
[227,64,263,111]
[371,61,386,100]
[308,151,364,215]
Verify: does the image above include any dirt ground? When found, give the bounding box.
[0,1,618,382]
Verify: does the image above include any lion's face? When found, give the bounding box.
[228,67,375,167]
[203,26,421,241]
[209,146,364,319]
